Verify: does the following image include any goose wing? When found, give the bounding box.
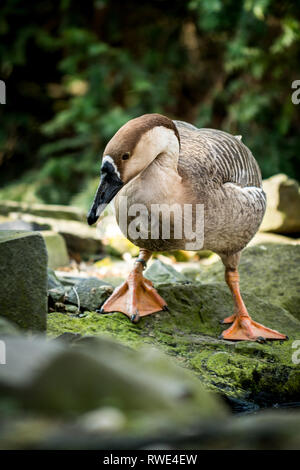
[173,120,262,189]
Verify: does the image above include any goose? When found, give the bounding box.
[87,114,287,341]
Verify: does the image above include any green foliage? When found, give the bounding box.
[0,0,299,206]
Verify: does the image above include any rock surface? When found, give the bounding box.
[0,334,299,449]
[261,174,300,234]
[249,231,300,246]
[10,213,103,257]
[0,219,49,231]
[48,244,300,405]
[0,334,225,421]
[65,278,113,311]
[0,231,47,331]
[41,231,69,269]
[0,200,85,222]
[145,259,187,284]
[196,244,300,321]
[1,408,299,449]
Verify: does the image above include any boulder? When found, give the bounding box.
[261,174,300,234]
[41,231,69,269]
[249,232,300,246]
[0,335,226,423]
[54,272,94,286]
[0,231,47,331]
[197,244,300,320]
[145,259,187,284]
[48,244,300,405]
[9,213,103,257]
[0,200,85,222]
[65,278,113,311]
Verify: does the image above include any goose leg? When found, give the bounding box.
[99,249,168,323]
[219,254,287,342]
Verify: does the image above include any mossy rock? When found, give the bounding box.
[48,280,300,405]
[0,335,226,438]
[196,244,300,321]
[0,231,48,332]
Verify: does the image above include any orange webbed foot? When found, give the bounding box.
[99,269,168,323]
[220,315,288,342]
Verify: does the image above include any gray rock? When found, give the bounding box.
[0,225,70,270]
[0,335,226,421]
[0,200,85,222]
[48,287,66,305]
[145,260,186,284]
[0,231,47,331]
[10,213,103,257]
[47,268,63,290]
[41,231,69,269]
[65,278,113,311]
[55,272,92,286]
[0,220,49,231]
[0,407,299,450]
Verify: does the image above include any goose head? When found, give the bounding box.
[87,113,180,225]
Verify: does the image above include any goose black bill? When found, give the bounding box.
[87,160,123,225]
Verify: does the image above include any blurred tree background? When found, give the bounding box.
[0,0,299,209]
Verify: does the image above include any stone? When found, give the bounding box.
[249,232,300,246]
[0,219,49,231]
[48,244,300,405]
[0,231,47,331]
[0,200,85,222]
[260,174,300,234]
[0,407,299,449]
[47,268,63,290]
[41,231,69,269]
[48,287,67,305]
[197,244,300,321]
[55,272,97,286]
[145,259,187,284]
[65,278,113,311]
[9,213,103,257]
[0,335,226,422]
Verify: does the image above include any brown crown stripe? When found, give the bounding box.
[104,114,180,159]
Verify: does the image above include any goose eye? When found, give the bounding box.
[122,152,130,160]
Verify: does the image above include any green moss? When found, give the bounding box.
[48,311,145,349]
[48,278,300,404]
